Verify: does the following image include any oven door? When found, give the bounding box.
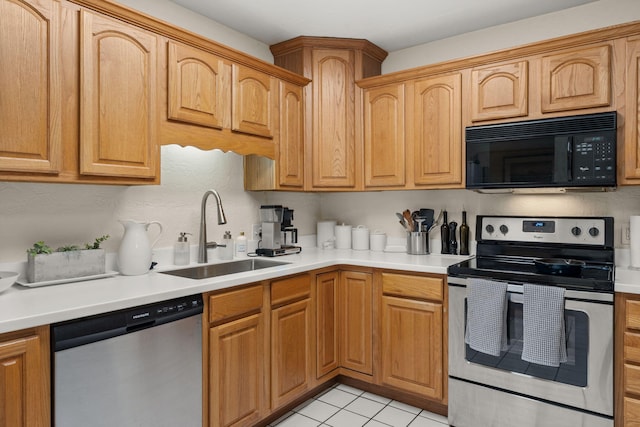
[448,277,613,417]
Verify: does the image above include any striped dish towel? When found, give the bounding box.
[521,283,567,367]
[465,278,508,356]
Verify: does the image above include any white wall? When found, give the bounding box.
[383,0,640,73]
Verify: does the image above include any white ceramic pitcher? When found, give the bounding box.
[117,219,163,276]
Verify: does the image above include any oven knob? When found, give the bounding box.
[589,227,600,237]
[485,224,494,234]
[571,226,582,236]
[499,225,509,235]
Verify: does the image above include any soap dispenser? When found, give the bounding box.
[220,231,234,260]
[174,232,191,265]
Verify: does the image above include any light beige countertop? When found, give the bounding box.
[0,247,467,334]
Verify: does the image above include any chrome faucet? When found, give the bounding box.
[198,189,227,263]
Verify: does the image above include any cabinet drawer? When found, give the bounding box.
[627,363,640,395]
[271,274,311,306]
[626,332,640,364]
[625,396,640,425]
[381,273,443,301]
[628,300,640,330]
[209,285,263,324]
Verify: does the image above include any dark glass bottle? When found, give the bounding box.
[460,211,470,255]
[441,211,450,254]
[449,221,458,255]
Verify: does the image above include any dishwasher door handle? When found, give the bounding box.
[126,319,156,332]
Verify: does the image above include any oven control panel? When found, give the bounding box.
[479,216,607,245]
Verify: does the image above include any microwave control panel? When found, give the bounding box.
[573,134,615,183]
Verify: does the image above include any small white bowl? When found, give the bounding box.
[0,271,19,293]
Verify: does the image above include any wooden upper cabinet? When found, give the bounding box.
[167,41,230,130]
[364,83,406,187]
[232,64,277,139]
[471,60,528,121]
[541,44,611,113]
[271,37,387,191]
[278,81,304,187]
[312,49,357,188]
[410,73,463,187]
[624,37,640,182]
[79,10,158,178]
[0,0,61,174]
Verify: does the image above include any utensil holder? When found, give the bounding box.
[407,231,429,255]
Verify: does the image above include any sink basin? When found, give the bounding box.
[160,259,290,279]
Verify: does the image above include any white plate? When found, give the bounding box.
[16,271,119,288]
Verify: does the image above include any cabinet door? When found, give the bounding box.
[271,298,312,408]
[0,327,49,427]
[167,41,230,129]
[0,0,61,174]
[210,313,266,427]
[232,64,277,139]
[278,81,304,187]
[380,295,443,400]
[340,271,373,375]
[312,49,356,188]
[79,10,158,178]
[364,83,405,187]
[316,271,339,378]
[625,38,640,181]
[541,44,611,113]
[470,61,528,122]
[411,73,462,186]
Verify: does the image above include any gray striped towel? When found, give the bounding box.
[521,283,567,367]
[465,278,508,356]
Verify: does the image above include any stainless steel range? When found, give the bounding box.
[447,216,614,427]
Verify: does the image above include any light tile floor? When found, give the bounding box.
[270,383,449,427]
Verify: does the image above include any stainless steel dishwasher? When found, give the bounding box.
[52,294,203,427]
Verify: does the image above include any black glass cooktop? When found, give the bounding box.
[448,256,614,292]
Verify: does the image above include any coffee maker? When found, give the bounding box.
[256,205,302,257]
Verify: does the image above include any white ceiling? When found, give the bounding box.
[170,0,597,52]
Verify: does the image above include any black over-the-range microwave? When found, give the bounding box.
[465,111,617,192]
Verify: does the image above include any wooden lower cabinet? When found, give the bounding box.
[207,285,268,427]
[378,272,446,403]
[616,292,640,427]
[205,268,448,426]
[316,271,340,379]
[340,270,373,375]
[0,326,50,427]
[271,275,313,409]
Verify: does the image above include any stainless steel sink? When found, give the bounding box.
[160,259,290,279]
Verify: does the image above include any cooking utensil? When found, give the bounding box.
[534,258,585,275]
[428,210,444,233]
[403,210,414,231]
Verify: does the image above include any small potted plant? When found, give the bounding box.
[26,235,109,283]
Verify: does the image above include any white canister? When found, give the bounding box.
[317,220,337,249]
[352,225,370,251]
[335,224,352,249]
[631,216,640,268]
[370,230,387,252]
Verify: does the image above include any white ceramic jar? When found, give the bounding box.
[370,230,387,252]
[352,225,370,250]
[334,224,352,249]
